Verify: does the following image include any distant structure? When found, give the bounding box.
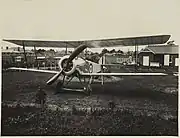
[1,46,35,68]
[1,46,72,69]
[138,44,179,67]
[99,53,133,65]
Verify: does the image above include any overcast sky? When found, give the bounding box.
[0,0,180,52]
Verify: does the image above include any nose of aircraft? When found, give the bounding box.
[46,44,87,85]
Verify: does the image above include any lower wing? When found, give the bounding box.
[80,72,168,76]
[7,67,58,74]
[7,67,177,76]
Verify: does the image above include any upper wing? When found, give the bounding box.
[3,35,170,48]
[86,35,170,47]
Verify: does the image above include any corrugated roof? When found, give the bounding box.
[141,45,179,54]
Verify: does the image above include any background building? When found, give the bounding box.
[99,53,133,65]
[139,44,179,67]
[1,46,35,68]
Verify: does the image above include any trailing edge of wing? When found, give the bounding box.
[8,67,58,74]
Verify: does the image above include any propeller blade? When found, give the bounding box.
[68,44,87,62]
[62,74,66,84]
[46,70,63,85]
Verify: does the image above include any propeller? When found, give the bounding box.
[46,44,87,85]
[46,70,63,85]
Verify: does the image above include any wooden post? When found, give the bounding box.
[34,45,38,69]
[65,43,68,55]
[22,41,28,68]
[101,54,104,85]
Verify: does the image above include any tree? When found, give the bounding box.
[49,49,55,52]
[37,49,46,54]
[100,48,109,56]
[101,48,109,54]
[117,49,123,54]
[110,49,116,53]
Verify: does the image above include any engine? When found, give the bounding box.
[58,55,76,76]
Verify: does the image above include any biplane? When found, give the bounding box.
[3,34,174,95]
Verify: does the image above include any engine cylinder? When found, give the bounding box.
[58,55,76,76]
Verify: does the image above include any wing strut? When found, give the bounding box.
[65,42,68,55]
[22,41,28,68]
[101,54,104,85]
[135,44,137,71]
[34,45,38,69]
[134,40,139,71]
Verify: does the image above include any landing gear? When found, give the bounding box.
[54,71,94,96]
[79,75,93,96]
[55,80,64,94]
[84,85,92,96]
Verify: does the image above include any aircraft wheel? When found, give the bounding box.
[84,86,92,96]
[55,81,64,94]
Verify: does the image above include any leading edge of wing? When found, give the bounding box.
[8,67,59,74]
[3,34,171,48]
[6,68,177,76]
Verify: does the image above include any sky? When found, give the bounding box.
[0,0,180,52]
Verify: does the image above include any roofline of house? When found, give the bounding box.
[146,47,155,54]
[139,46,155,54]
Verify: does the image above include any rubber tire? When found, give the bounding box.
[85,86,92,96]
[55,81,64,94]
